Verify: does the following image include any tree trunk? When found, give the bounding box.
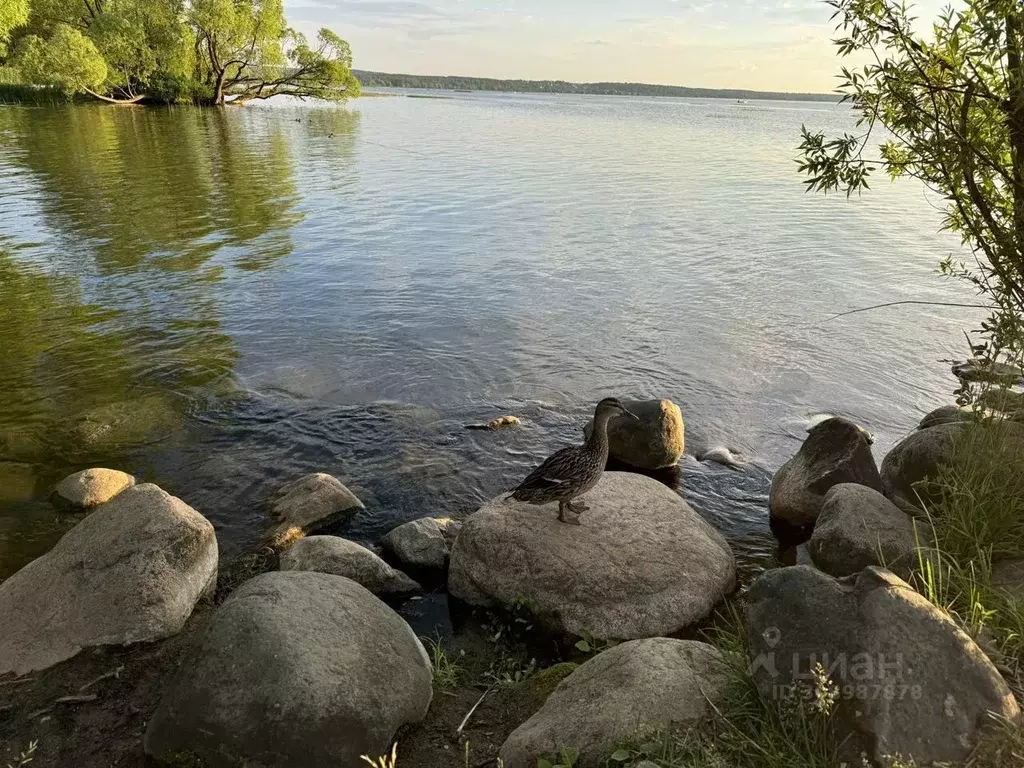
[213,67,227,105]
[82,88,145,105]
[1006,12,1024,309]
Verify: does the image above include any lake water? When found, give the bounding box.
[0,92,976,585]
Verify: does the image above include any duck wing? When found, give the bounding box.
[512,446,579,495]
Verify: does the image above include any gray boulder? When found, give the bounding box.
[382,517,449,571]
[499,639,728,768]
[881,421,1024,514]
[746,566,1019,765]
[267,473,363,541]
[49,467,136,513]
[449,472,735,639]
[584,398,684,470]
[769,417,881,532]
[279,535,421,598]
[918,405,974,430]
[0,484,217,675]
[144,572,432,768]
[808,484,932,580]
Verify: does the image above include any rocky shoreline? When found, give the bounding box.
[1,394,1023,767]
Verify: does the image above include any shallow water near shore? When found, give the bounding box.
[0,92,976,600]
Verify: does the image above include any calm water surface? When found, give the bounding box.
[0,92,976,586]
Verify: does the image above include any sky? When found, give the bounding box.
[283,0,948,93]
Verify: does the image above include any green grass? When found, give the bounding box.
[915,418,1024,689]
[0,83,73,106]
[421,636,464,691]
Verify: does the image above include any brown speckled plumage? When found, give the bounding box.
[510,398,637,524]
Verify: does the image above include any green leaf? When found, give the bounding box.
[574,640,591,653]
[609,749,631,761]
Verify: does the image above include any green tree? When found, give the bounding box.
[799,0,1024,369]
[191,0,359,104]
[16,23,107,95]
[0,0,29,57]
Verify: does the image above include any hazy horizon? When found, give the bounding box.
[284,0,948,93]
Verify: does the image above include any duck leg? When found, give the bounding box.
[558,500,583,525]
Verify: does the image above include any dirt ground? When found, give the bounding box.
[0,552,568,768]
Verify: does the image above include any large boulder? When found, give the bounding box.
[382,517,449,571]
[583,399,684,470]
[499,639,728,768]
[279,535,421,598]
[881,421,1024,514]
[808,484,932,580]
[769,417,881,536]
[917,405,974,430]
[267,472,363,541]
[746,566,1019,765]
[49,467,136,513]
[0,484,217,675]
[144,572,432,768]
[449,472,735,639]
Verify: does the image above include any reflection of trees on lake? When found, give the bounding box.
[0,105,316,273]
[0,250,241,464]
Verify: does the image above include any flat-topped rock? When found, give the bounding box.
[449,472,736,639]
[267,473,363,541]
[279,535,421,598]
[0,483,217,675]
[49,467,136,512]
[144,572,432,768]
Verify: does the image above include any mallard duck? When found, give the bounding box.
[510,398,638,524]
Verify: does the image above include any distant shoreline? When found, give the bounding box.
[354,70,838,103]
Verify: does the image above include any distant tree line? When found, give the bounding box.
[353,70,836,102]
[0,0,359,105]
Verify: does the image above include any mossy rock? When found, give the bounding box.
[503,662,578,718]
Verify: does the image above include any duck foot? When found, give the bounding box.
[567,501,589,514]
[558,502,584,525]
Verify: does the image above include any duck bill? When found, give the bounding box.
[622,408,640,421]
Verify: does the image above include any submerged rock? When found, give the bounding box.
[584,398,685,470]
[279,535,421,598]
[808,484,932,580]
[382,517,449,571]
[0,483,217,675]
[449,472,735,639]
[267,472,363,541]
[746,566,1019,765]
[49,467,136,513]
[61,395,179,456]
[769,417,881,537]
[144,572,432,768]
[499,639,728,768]
[0,461,37,504]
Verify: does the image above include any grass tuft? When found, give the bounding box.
[421,636,464,691]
